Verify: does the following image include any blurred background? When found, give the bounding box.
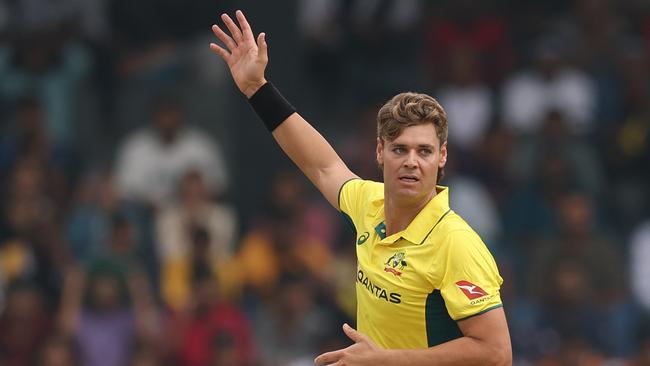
[0,0,649,365]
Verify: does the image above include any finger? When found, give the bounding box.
[314,349,345,365]
[257,32,268,63]
[209,43,231,63]
[211,24,237,52]
[342,323,366,343]
[221,13,243,44]
[236,10,254,42]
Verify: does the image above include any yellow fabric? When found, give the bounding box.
[0,240,30,281]
[238,231,280,294]
[339,179,503,349]
[162,260,191,311]
[162,259,228,311]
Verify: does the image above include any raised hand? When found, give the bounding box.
[210,10,268,98]
[314,324,384,365]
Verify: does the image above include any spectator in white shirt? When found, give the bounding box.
[630,219,650,313]
[115,95,228,207]
[502,38,596,135]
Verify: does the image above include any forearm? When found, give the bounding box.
[211,12,355,207]
[128,274,159,338]
[271,113,348,188]
[58,299,81,334]
[382,336,511,366]
[247,80,346,184]
[245,81,353,206]
[59,272,84,334]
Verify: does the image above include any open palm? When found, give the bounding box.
[210,10,268,98]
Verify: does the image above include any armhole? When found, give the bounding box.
[337,178,361,236]
[337,178,362,212]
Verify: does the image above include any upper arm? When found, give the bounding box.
[270,114,358,210]
[317,161,359,210]
[457,308,512,363]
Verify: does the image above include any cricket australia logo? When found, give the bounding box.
[384,251,407,276]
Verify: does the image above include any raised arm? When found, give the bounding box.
[210,10,357,209]
[58,267,85,335]
[127,271,159,343]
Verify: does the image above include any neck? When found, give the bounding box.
[384,189,437,236]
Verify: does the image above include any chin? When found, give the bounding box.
[393,188,425,202]
[395,184,437,201]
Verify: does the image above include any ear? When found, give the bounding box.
[376,138,384,166]
[439,141,448,169]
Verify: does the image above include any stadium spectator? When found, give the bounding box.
[446,172,502,248]
[227,172,335,303]
[252,274,340,366]
[436,45,494,155]
[501,37,596,135]
[165,274,256,366]
[66,169,150,263]
[58,266,158,366]
[0,29,92,144]
[37,334,80,366]
[0,281,51,366]
[528,191,635,357]
[508,110,603,196]
[115,94,228,207]
[630,219,650,316]
[156,169,237,311]
[602,43,650,231]
[0,97,76,180]
[629,338,650,366]
[423,0,514,85]
[0,158,71,299]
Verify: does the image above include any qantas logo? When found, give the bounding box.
[455,281,488,300]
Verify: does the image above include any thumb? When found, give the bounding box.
[342,323,366,343]
[257,32,268,62]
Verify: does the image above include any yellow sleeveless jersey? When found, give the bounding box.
[339,179,503,349]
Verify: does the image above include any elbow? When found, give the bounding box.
[492,345,512,366]
[467,337,512,366]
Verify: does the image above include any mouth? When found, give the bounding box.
[398,175,420,183]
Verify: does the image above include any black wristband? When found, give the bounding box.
[248,82,296,132]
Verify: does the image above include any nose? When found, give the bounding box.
[403,150,418,169]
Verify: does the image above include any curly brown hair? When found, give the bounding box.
[377,92,448,144]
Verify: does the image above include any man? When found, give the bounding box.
[210,10,511,366]
[115,94,229,207]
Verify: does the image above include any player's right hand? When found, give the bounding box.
[210,10,268,98]
[315,324,384,366]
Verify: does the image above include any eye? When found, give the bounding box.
[419,148,432,156]
[392,147,406,154]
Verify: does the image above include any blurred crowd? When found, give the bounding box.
[1,0,650,365]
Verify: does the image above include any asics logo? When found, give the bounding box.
[357,232,370,245]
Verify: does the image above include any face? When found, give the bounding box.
[376,124,447,206]
[180,171,207,203]
[153,105,183,142]
[41,339,75,366]
[90,275,120,311]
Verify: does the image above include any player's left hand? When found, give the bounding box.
[314,323,384,365]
